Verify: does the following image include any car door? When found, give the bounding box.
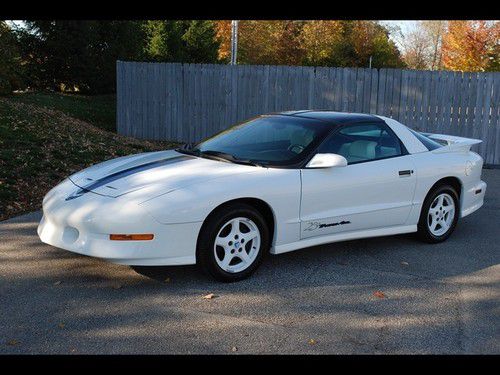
[300,121,417,239]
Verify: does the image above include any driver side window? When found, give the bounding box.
[319,122,403,164]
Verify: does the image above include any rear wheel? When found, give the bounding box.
[417,184,459,243]
[197,203,269,282]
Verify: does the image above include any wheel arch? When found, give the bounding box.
[431,176,462,197]
[197,197,276,253]
[423,176,463,213]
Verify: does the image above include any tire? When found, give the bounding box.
[417,184,459,243]
[197,203,269,282]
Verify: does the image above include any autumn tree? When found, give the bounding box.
[216,20,404,68]
[216,20,305,65]
[422,21,446,70]
[301,21,343,66]
[215,21,232,63]
[305,21,404,68]
[400,21,447,70]
[442,21,500,72]
[273,21,305,65]
[401,26,433,69]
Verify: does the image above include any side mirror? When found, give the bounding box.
[306,153,348,169]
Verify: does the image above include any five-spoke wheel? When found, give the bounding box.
[214,217,261,273]
[427,193,455,236]
[417,184,459,243]
[197,203,269,282]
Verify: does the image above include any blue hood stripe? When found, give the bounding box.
[67,155,193,199]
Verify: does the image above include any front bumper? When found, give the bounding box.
[37,179,202,266]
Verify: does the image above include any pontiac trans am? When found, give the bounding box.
[38,111,486,281]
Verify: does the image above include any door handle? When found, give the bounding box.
[398,170,414,177]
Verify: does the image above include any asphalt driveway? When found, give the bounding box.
[1,169,499,354]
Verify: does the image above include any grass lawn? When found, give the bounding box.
[8,91,117,132]
[0,92,179,221]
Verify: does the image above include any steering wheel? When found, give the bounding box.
[288,144,305,154]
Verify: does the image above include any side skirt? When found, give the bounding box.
[271,225,417,255]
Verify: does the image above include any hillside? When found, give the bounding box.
[0,93,178,221]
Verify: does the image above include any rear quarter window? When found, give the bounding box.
[408,128,443,151]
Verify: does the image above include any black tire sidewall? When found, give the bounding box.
[197,204,269,282]
[418,185,459,243]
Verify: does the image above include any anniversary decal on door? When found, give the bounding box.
[303,220,351,231]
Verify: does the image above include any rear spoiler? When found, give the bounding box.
[421,133,482,153]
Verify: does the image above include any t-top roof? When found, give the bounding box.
[278,110,380,124]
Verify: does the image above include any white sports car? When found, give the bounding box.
[38,111,487,281]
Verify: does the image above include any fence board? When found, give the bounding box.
[116,61,500,165]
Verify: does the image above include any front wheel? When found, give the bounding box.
[197,203,269,282]
[417,184,459,243]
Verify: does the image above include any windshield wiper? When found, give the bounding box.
[176,143,201,156]
[177,147,264,167]
[200,150,264,167]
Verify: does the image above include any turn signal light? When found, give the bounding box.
[109,234,154,241]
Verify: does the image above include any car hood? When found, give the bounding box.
[68,150,258,199]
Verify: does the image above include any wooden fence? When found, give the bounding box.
[116,61,500,165]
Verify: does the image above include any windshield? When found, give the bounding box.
[183,115,332,167]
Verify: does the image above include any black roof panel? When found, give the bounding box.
[279,110,380,124]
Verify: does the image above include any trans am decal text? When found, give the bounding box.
[304,220,351,231]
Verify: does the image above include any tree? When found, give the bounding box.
[216,20,404,68]
[236,20,279,64]
[214,21,232,63]
[301,21,343,66]
[18,20,147,93]
[422,21,446,70]
[143,21,187,62]
[399,21,447,70]
[401,27,432,69]
[183,21,220,63]
[0,21,23,94]
[346,21,405,68]
[143,20,220,63]
[219,20,303,65]
[272,21,306,65]
[442,21,500,72]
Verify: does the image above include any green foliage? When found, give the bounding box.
[18,21,146,94]
[183,21,220,63]
[224,20,405,69]
[143,20,220,63]
[0,22,23,95]
[13,20,405,95]
[16,20,221,94]
[301,21,405,68]
[143,21,186,61]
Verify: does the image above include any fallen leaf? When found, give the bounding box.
[203,293,218,299]
[58,323,65,329]
[308,339,317,345]
[53,281,62,286]
[373,291,386,299]
[6,339,18,346]
[164,277,171,283]
[231,346,238,352]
